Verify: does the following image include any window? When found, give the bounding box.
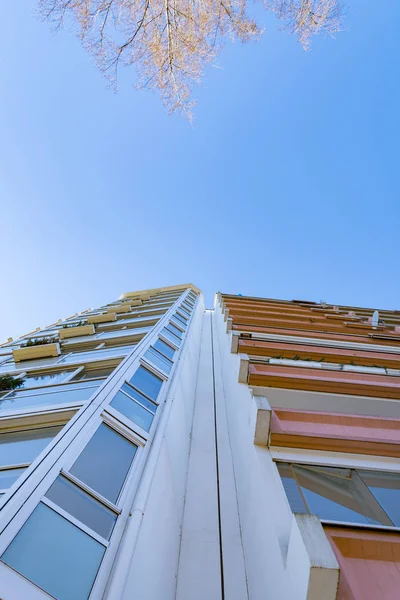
[277,462,400,527]
[73,366,117,380]
[153,338,175,361]
[2,423,138,600]
[0,425,62,494]
[166,322,183,338]
[46,476,117,539]
[70,423,137,504]
[2,502,105,600]
[161,328,181,347]
[179,306,191,317]
[144,347,173,375]
[173,313,187,327]
[0,381,99,412]
[58,346,136,364]
[129,366,163,401]
[170,316,186,331]
[18,371,73,389]
[110,383,157,432]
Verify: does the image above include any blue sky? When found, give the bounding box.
[0,0,399,340]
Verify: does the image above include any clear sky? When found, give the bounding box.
[0,0,399,341]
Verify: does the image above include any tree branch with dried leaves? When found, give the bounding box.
[38,0,344,119]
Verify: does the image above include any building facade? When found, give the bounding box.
[0,285,399,600]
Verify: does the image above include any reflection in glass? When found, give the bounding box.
[2,503,105,600]
[0,383,98,412]
[277,463,389,526]
[161,328,181,347]
[0,467,26,489]
[153,339,175,360]
[46,476,117,539]
[19,371,71,389]
[0,426,62,467]
[144,348,172,374]
[166,323,183,339]
[111,389,155,432]
[129,366,163,400]
[70,424,137,504]
[359,470,400,527]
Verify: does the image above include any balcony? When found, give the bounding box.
[248,363,400,399]
[13,343,61,363]
[59,325,95,340]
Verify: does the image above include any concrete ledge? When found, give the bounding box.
[252,396,271,446]
[230,332,240,354]
[238,354,249,383]
[286,514,339,600]
[87,313,117,324]
[59,324,95,339]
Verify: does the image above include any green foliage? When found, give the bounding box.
[62,320,85,329]
[0,375,23,392]
[22,336,58,347]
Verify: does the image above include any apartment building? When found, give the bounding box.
[0,284,399,600]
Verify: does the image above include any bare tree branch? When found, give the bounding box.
[38,0,343,118]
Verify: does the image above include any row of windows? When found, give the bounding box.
[0,290,198,599]
[2,421,138,600]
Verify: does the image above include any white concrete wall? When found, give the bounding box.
[109,297,205,600]
[212,305,338,600]
[176,310,222,600]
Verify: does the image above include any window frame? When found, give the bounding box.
[274,453,400,532]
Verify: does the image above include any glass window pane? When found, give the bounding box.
[111,390,155,432]
[173,314,187,327]
[46,476,117,540]
[359,470,400,527]
[59,346,136,364]
[161,328,181,347]
[0,467,26,489]
[0,384,98,412]
[2,503,105,600]
[167,323,183,338]
[70,423,137,504]
[171,316,186,330]
[74,366,116,380]
[129,366,163,400]
[144,349,172,374]
[153,339,175,360]
[276,464,308,513]
[120,383,157,413]
[19,371,72,389]
[293,465,376,525]
[0,425,62,467]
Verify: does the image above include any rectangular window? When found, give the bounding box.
[70,423,137,504]
[58,346,136,364]
[2,502,105,600]
[173,313,187,327]
[0,425,63,492]
[45,476,117,540]
[179,306,191,317]
[170,316,186,331]
[111,384,156,432]
[0,382,99,412]
[277,462,399,527]
[129,366,163,401]
[144,348,173,375]
[153,338,175,361]
[18,371,72,389]
[166,323,183,338]
[161,328,181,347]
